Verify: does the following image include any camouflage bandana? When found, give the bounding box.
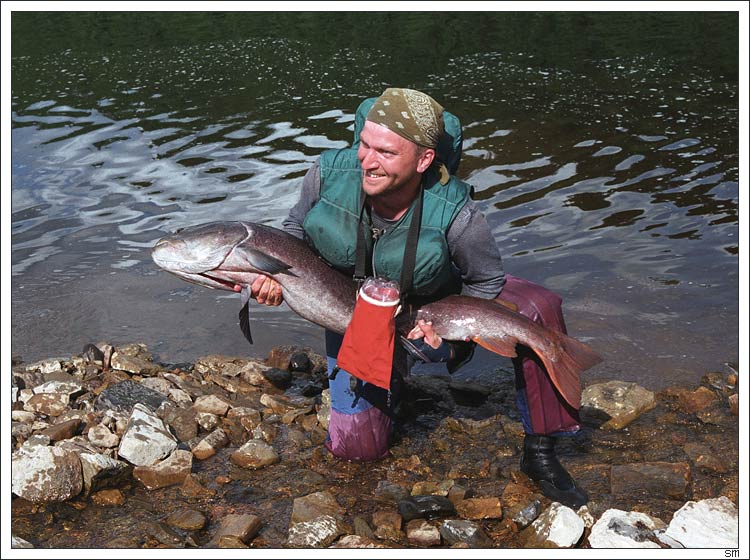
[366,88,445,148]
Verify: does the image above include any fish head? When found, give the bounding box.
[151,221,254,291]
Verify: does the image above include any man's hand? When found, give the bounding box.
[250,275,283,306]
[406,319,443,349]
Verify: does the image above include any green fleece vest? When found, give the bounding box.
[302,148,471,298]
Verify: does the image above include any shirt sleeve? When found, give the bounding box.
[447,200,506,299]
[282,160,321,240]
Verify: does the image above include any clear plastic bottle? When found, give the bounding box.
[361,276,400,303]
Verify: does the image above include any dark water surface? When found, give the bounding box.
[9,12,740,391]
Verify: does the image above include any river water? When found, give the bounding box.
[9,12,741,392]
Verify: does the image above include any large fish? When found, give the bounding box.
[151,221,602,409]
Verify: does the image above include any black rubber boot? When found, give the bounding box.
[520,434,588,509]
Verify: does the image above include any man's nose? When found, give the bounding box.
[359,147,376,168]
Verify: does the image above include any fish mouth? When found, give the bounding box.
[168,270,240,292]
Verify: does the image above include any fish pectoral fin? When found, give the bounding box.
[239,299,253,344]
[235,246,298,277]
[472,335,518,359]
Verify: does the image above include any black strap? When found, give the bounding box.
[399,185,423,301]
[354,190,369,285]
[354,184,423,301]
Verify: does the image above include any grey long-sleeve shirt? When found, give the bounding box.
[283,160,506,299]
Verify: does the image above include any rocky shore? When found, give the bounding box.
[10,342,739,549]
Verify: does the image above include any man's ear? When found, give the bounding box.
[416,148,436,173]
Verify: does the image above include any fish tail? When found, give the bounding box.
[539,333,602,411]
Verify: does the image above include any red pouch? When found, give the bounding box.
[336,278,401,390]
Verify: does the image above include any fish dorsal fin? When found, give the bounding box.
[235,246,298,277]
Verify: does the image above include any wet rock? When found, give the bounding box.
[611,462,690,500]
[117,403,178,466]
[288,515,345,548]
[165,508,207,531]
[180,473,217,498]
[12,444,83,503]
[512,499,541,530]
[206,514,263,547]
[317,389,331,429]
[145,521,184,547]
[329,534,387,548]
[663,496,738,548]
[227,406,262,430]
[260,392,314,414]
[455,497,502,520]
[406,518,441,546]
[438,519,492,547]
[447,484,467,505]
[372,510,402,541]
[524,502,584,548]
[78,451,130,497]
[683,442,729,473]
[411,479,453,496]
[91,488,126,506]
[374,480,410,503]
[96,380,168,414]
[291,490,345,524]
[728,393,738,415]
[673,386,720,413]
[588,509,665,548]
[87,423,119,448]
[581,381,656,429]
[230,439,279,469]
[398,495,456,521]
[133,449,193,489]
[352,516,376,539]
[192,428,230,460]
[38,418,80,442]
[251,422,279,444]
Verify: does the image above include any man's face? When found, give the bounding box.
[357,121,434,198]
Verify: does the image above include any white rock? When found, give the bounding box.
[193,394,230,416]
[11,445,83,503]
[33,380,83,396]
[588,509,664,548]
[663,496,738,548]
[529,502,584,548]
[288,515,345,548]
[11,535,34,548]
[87,423,120,448]
[117,403,178,466]
[168,388,193,405]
